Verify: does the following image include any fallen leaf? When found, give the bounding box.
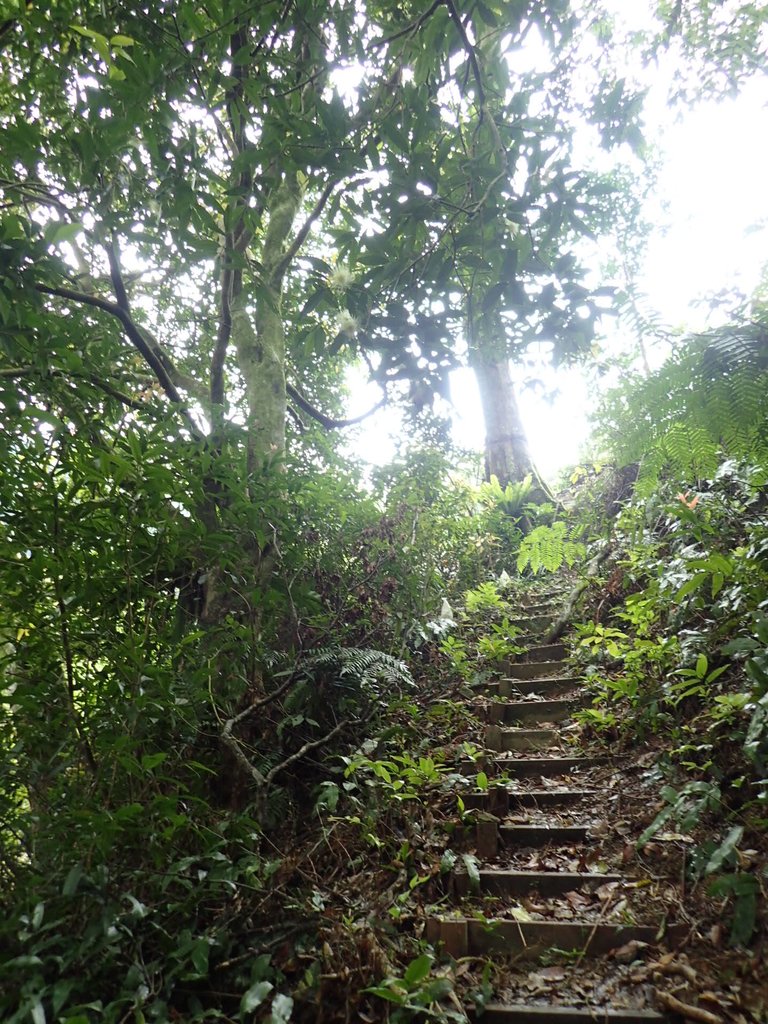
[510,906,534,922]
[596,881,620,900]
[538,966,567,981]
[656,832,694,843]
[613,939,650,964]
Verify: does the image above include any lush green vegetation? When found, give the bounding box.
[1,1,767,1021]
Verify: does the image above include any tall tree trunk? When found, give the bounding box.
[470,347,536,486]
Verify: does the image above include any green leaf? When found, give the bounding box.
[141,752,168,771]
[62,863,84,896]
[440,849,458,873]
[110,34,135,46]
[50,222,83,245]
[676,573,708,600]
[461,852,481,893]
[705,826,743,875]
[365,985,406,1004]
[269,993,294,1023]
[241,981,273,1013]
[403,953,432,988]
[476,771,489,791]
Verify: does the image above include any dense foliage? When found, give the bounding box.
[1,0,768,1021]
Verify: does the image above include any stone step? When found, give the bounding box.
[474,1006,666,1023]
[458,755,599,778]
[500,823,591,846]
[507,615,559,634]
[516,601,562,614]
[461,788,598,813]
[504,660,568,680]
[486,725,560,752]
[481,677,581,698]
[425,917,682,958]
[498,756,599,777]
[480,698,582,725]
[476,818,592,857]
[454,869,623,898]
[518,642,567,662]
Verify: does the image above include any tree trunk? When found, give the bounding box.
[470,347,535,486]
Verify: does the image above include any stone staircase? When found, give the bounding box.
[426,588,679,1022]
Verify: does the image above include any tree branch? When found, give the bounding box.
[211,260,234,407]
[264,717,351,786]
[369,0,443,50]
[1,364,152,411]
[35,284,202,437]
[273,176,347,283]
[106,231,131,312]
[443,0,485,113]
[286,382,386,429]
[51,490,97,775]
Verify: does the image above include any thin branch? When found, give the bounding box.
[287,404,306,432]
[219,671,305,789]
[211,261,234,406]
[2,364,152,411]
[273,176,348,283]
[35,284,202,437]
[220,725,267,787]
[264,718,351,786]
[225,672,301,733]
[369,0,442,50]
[106,232,131,312]
[286,383,386,429]
[51,491,97,775]
[443,0,485,112]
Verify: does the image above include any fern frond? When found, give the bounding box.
[594,314,768,491]
[302,646,413,690]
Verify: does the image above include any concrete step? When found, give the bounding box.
[504,660,568,680]
[498,756,599,777]
[518,642,567,662]
[507,615,560,634]
[486,725,560,752]
[500,823,591,846]
[457,755,600,778]
[425,916,682,958]
[481,677,581,698]
[474,1006,666,1023]
[476,817,593,858]
[454,869,623,898]
[516,601,562,614]
[480,698,583,725]
[461,788,598,813]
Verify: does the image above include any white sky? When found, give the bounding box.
[345,47,768,482]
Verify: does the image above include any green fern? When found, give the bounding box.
[302,646,413,691]
[596,315,768,493]
[479,474,534,517]
[516,521,585,574]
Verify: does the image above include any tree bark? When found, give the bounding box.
[470,347,536,487]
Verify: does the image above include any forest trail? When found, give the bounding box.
[428,587,684,1023]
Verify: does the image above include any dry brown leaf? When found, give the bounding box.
[612,939,651,964]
